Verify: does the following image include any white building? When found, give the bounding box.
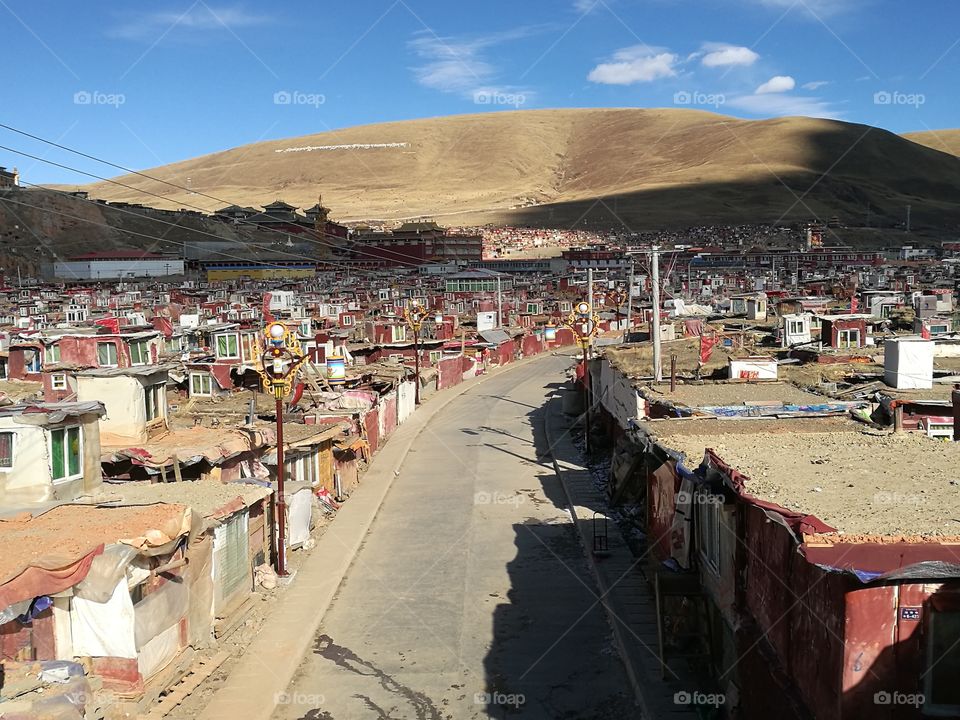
[54,251,184,280]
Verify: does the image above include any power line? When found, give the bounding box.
[9,177,391,275]
[0,192,349,273]
[0,122,431,270]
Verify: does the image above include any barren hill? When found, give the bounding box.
[61,109,960,230]
[902,129,960,158]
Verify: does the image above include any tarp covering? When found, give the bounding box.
[70,576,137,659]
[287,488,313,549]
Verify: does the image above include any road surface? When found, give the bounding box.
[273,355,635,719]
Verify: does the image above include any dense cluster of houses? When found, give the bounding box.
[585,286,960,719]
[0,269,617,718]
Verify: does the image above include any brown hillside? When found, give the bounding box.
[64,109,960,230]
[902,129,960,158]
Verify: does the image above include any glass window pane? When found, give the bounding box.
[51,429,65,479]
[0,432,13,468]
[67,427,80,476]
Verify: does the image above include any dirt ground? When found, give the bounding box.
[642,380,827,407]
[656,423,960,538]
[160,510,335,720]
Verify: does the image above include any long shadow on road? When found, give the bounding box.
[479,392,636,719]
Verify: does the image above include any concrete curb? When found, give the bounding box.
[197,350,570,720]
[542,395,652,719]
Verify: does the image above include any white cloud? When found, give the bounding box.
[701,43,759,68]
[111,5,268,40]
[408,29,538,101]
[744,0,863,15]
[756,75,796,94]
[409,36,493,92]
[588,47,678,85]
[573,0,600,12]
[727,92,840,118]
[802,80,830,90]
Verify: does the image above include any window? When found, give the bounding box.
[46,344,61,364]
[526,303,540,314]
[190,373,212,396]
[129,340,149,365]
[144,383,165,422]
[837,329,860,348]
[50,426,81,482]
[924,611,960,713]
[787,320,805,335]
[24,350,41,374]
[51,374,68,391]
[97,342,118,367]
[342,315,354,326]
[215,333,239,359]
[429,350,442,364]
[696,490,722,574]
[0,432,14,469]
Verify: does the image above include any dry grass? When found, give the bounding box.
[68,108,960,228]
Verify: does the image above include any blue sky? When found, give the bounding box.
[2,0,957,184]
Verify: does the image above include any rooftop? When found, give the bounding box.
[647,418,960,538]
[641,381,827,409]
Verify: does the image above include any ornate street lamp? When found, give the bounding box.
[561,300,601,453]
[258,321,308,576]
[404,300,427,405]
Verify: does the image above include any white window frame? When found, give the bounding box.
[429,350,442,364]
[837,329,860,349]
[696,490,722,575]
[215,333,240,359]
[97,342,118,368]
[49,425,82,484]
[0,430,16,471]
[341,315,354,326]
[46,344,61,364]
[129,340,149,366]
[51,373,68,391]
[190,373,213,397]
[787,320,804,335]
[25,349,42,374]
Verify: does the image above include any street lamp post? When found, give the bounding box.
[562,301,601,454]
[258,321,307,577]
[404,300,427,405]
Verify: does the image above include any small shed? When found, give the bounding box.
[884,337,934,389]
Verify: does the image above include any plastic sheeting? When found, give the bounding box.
[186,536,214,648]
[74,544,140,603]
[70,577,137,659]
[134,579,188,650]
[287,488,313,549]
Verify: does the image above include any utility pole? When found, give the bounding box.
[623,260,634,343]
[906,204,912,233]
[496,274,503,328]
[587,268,594,317]
[651,246,662,382]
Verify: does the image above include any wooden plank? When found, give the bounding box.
[140,651,229,720]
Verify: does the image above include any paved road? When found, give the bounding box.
[273,355,636,720]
